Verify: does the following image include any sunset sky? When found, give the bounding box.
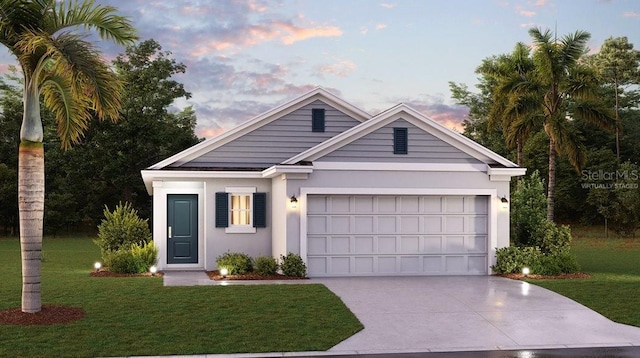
[1,0,639,137]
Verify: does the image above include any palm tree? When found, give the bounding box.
[492,28,615,222]
[0,0,137,313]
[478,42,540,167]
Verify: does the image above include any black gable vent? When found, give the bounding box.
[393,127,408,154]
[312,108,325,132]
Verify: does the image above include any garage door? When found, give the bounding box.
[306,195,488,276]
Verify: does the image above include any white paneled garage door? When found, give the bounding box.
[306,195,488,276]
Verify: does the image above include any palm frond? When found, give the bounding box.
[49,0,137,45]
[40,69,91,148]
[569,98,616,131]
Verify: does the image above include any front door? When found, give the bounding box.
[167,194,198,264]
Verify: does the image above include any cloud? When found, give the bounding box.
[517,8,537,17]
[624,11,640,18]
[317,60,357,78]
[380,3,396,9]
[376,23,388,30]
[379,94,469,132]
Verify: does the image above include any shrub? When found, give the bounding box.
[254,255,278,276]
[216,252,253,275]
[280,252,307,277]
[536,220,572,255]
[511,171,547,247]
[105,242,158,274]
[492,246,542,274]
[95,202,151,256]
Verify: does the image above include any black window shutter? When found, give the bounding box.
[312,108,325,132]
[215,192,229,228]
[253,192,267,228]
[394,127,408,154]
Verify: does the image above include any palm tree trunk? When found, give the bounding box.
[18,141,44,313]
[19,81,45,314]
[547,137,556,222]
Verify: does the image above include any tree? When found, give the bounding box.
[0,0,136,313]
[586,37,640,161]
[491,28,616,221]
[476,43,540,167]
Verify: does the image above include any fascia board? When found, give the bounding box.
[148,87,371,170]
[141,169,263,194]
[261,165,314,178]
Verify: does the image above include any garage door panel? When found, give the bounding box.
[355,257,374,273]
[307,195,488,276]
[424,217,443,233]
[355,216,374,233]
[355,236,374,253]
[378,236,397,252]
[423,236,442,252]
[308,236,328,254]
[308,216,327,234]
[400,236,420,253]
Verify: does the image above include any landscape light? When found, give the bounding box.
[220,267,228,278]
[149,265,157,276]
[94,262,102,272]
[522,267,530,276]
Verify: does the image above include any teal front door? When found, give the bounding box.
[167,194,198,264]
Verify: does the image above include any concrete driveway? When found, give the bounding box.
[314,276,640,355]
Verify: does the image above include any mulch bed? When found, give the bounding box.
[0,305,85,326]
[498,272,592,280]
[89,269,163,277]
[206,270,308,281]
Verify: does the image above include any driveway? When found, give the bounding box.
[314,276,640,354]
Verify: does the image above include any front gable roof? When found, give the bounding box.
[282,103,519,168]
[148,87,371,170]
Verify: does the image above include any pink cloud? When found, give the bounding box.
[624,11,640,18]
[380,3,396,9]
[518,9,536,17]
[376,23,388,30]
[279,23,343,44]
[318,60,357,78]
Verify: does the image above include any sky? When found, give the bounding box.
[2,0,639,138]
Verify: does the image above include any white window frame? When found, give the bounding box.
[225,187,256,234]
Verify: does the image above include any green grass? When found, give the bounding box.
[530,226,640,327]
[0,237,363,357]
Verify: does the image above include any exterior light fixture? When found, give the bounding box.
[522,267,530,277]
[500,196,509,209]
[290,195,298,209]
[220,267,228,278]
[149,265,158,276]
[94,262,102,272]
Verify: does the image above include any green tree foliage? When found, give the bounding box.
[95,202,151,254]
[510,171,547,247]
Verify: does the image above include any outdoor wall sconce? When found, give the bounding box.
[290,195,298,209]
[500,196,509,209]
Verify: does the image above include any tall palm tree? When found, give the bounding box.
[0,0,137,313]
[492,28,615,222]
[478,42,540,167]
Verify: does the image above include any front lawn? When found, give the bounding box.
[0,237,363,357]
[530,226,640,327]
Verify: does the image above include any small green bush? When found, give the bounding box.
[216,252,253,275]
[105,242,158,274]
[254,255,278,276]
[95,202,151,256]
[536,221,572,255]
[492,246,542,274]
[280,252,307,277]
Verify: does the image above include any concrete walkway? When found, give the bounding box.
[162,272,640,356]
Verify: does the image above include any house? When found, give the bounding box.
[141,87,526,276]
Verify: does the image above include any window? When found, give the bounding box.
[393,127,408,154]
[312,108,325,132]
[215,188,266,233]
